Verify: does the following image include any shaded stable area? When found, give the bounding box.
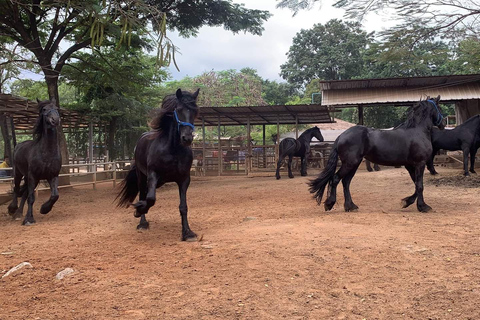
[192,104,334,176]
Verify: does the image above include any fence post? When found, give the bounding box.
[113,161,117,188]
[93,164,97,190]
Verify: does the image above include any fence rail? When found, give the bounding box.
[0,160,133,197]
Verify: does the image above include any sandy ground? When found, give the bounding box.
[1,167,480,320]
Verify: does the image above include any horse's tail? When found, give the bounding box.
[116,163,139,208]
[309,142,338,204]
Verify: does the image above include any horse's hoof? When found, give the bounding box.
[182,230,198,242]
[136,222,150,230]
[7,205,18,215]
[276,175,281,180]
[470,170,476,174]
[301,173,307,176]
[464,172,470,177]
[324,202,335,211]
[288,175,294,179]
[22,220,36,226]
[418,204,432,213]
[40,205,52,215]
[367,168,373,172]
[345,204,359,212]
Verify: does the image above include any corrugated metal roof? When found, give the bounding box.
[320,74,480,106]
[195,104,333,126]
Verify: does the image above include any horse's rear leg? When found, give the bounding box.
[135,173,149,230]
[275,155,285,180]
[300,156,307,176]
[287,155,294,178]
[462,146,470,176]
[40,177,59,214]
[413,165,431,212]
[469,148,477,174]
[178,176,197,241]
[8,170,23,215]
[427,149,438,175]
[402,165,418,208]
[342,163,361,212]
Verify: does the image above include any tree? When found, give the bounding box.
[280,19,373,88]
[277,0,480,40]
[0,0,270,165]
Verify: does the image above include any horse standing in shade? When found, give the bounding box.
[427,115,480,176]
[310,96,445,213]
[275,126,324,179]
[117,89,200,241]
[8,98,62,225]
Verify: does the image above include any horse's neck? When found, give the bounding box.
[162,121,181,151]
[299,131,313,142]
[39,128,59,152]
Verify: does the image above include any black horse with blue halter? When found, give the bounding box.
[428,99,444,126]
[174,109,195,131]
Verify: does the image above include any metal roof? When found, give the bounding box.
[320,74,480,107]
[0,94,94,132]
[195,104,333,126]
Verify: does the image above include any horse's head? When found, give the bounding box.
[427,95,445,130]
[312,126,324,142]
[175,88,200,146]
[37,98,60,129]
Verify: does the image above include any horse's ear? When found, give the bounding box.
[193,88,200,100]
[435,95,441,102]
[176,88,183,100]
[426,96,431,100]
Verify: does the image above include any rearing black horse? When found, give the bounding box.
[117,88,200,241]
[310,96,445,213]
[8,98,62,225]
[276,126,324,179]
[427,114,480,176]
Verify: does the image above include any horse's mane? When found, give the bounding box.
[32,100,51,141]
[150,91,199,131]
[299,126,318,138]
[400,99,433,129]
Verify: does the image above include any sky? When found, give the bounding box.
[165,0,395,82]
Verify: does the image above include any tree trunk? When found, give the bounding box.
[46,76,70,185]
[0,114,12,159]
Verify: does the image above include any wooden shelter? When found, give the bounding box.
[319,74,480,125]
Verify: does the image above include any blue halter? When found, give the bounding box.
[427,99,444,126]
[174,109,195,131]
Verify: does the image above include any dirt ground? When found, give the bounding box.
[1,167,480,320]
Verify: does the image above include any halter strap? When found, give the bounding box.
[174,109,195,131]
[427,99,443,126]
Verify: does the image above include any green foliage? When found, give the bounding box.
[280,19,373,88]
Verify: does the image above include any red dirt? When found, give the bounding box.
[1,168,480,319]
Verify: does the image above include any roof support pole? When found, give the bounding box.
[247,117,251,175]
[202,118,206,175]
[217,116,222,176]
[89,119,94,172]
[358,106,364,126]
[275,117,280,163]
[295,115,299,139]
[262,124,266,168]
[9,116,17,148]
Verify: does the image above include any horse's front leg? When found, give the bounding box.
[426,150,438,175]
[177,176,197,241]
[136,173,149,230]
[287,155,294,178]
[414,164,431,213]
[8,170,23,215]
[469,148,477,174]
[462,146,470,176]
[133,171,158,216]
[40,176,59,214]
[23,176,38,225]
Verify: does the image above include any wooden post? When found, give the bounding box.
[202,118,206,175]
[217,116,222,176]
[9,117,17,148]
[93,164,97,190]
[262,124,266,168]
[89,120,94,172]
[276,117,280,162]
[358,106,364,125]
[247,118,252,174]
[295,115,299,139]
[113,161,117,188]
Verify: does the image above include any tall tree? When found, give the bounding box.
[280,19,373,88]
[277,0,480,39]
[0,0,270,164]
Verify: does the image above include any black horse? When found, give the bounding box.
[275,126,324,179]
[427,115,480,176]
[117,88,200,241]
[8,98,62,225]
[365,159,380,172]
[310,96,445,213]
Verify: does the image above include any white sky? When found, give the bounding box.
[166,0,395,82]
